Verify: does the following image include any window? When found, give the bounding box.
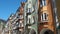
[42,0,46,6]
[27,1,34,13]
[19,15,23,19]
[20,23,24,27]
[16,22,19,26]
[27,8,31,13]
[28,1,32,8]
[27,6,34,13]
[27,5,33,13]
[27,15,35,24]
[40,0,46,7]
[41,13,48,22]
[40,0,42,7]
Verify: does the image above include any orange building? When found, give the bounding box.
[38,0,57,34]
[18,2,25,34]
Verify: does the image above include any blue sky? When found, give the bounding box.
[0,0,26,20]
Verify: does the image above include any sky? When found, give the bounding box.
[0,0,26,20]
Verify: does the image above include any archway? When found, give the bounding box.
[40,28,54,34]
[44,30,54,34]
[29,29,36,34]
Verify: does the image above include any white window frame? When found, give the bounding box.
[41,13,48,22]
[42,0,46,6]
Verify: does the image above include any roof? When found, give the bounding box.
[0,19,6,24]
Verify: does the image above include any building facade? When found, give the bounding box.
[2,0,59,34]
[23,0,58,34]
[0,19,6,34]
